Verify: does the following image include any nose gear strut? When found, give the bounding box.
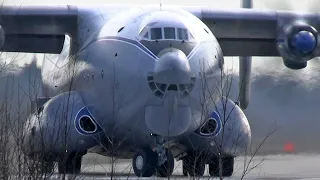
[151,134,167,166]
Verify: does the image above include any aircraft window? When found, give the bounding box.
[164,27,176,39]
[147,75,196,99]
[151,28,162,40]
[144,31,149,39]
[168,84,178,91]
[177,28,189,40]
[139,27,149,40]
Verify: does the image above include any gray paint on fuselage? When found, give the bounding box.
[91,36,158,59]
[140,39,197,57]
[39,5,247,158]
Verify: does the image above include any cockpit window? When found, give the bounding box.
[151,28,162,40]
[143,31,149,39]
[139,26,194,41]
[177,28,188,40]
[164,27,176,39]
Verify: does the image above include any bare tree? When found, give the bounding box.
[0,37,134,180]
[180,58,279,179]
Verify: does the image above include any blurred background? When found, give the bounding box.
[1,0,320,155]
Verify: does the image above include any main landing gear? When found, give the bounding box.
[132,135,175,177]
[182,154,234,177]
[208,156,234,177]
[58,152,85,174]
[182,153,205,177]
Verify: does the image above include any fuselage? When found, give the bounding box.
[39,5,248,157]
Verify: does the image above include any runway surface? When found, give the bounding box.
[41,153,320,179]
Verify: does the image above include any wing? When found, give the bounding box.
[199,8,278,56]
[186,8,320,58]
[0,5,78,54]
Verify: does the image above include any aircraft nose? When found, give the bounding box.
[144,49,194,137]
[154,48,192,84]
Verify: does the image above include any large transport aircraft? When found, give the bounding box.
[1,0,319,178]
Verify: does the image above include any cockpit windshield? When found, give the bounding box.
[177,28,188,40]
[139,26,194,41]
[150,28,162,40]
[164,27,175,39]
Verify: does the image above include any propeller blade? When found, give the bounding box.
[305,0,320,65]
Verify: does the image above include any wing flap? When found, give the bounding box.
[0,5,78,53]
[201,8,277,39]
[4,34,65,53]
[199,8,278,56]
[218,38,278,56]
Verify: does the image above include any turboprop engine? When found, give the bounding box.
[277,21,320,69]
[22,92,102,158]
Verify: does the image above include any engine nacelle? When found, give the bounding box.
[182,97,251,157]
[22,91,102,158]
[277,21,320,69]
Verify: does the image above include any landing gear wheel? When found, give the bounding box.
[31,154,55,174]
[32,159,54,175]
[156,149,174,177]
[209,158,219,177]
[209,156,234,177]
[132,148,157,177]
[189,159,205,177]
[58,152,82,174]
[182,158,188,176]
[39,161,54,174]
[222,156,234,177]
[183,154,205,177]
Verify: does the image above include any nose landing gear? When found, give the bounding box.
[132,148,174,177]
[132,148,158,177]
[156,149,174,177]
[132,134,175,177]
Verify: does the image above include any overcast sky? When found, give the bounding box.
[1,0,318,11]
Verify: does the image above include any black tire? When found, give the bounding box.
[184,155,205,177]
[132,148,157,177]
[156,149,175,177]
[209,161,219,177]
[41,161,54,174]
[31,154,55,175]
[222,156,234,177]
[58,152,82,174]
[209,156,234,177]
[32,159,54,175]
[189,160,205,177]
[182,158,188,176]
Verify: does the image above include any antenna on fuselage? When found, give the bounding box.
[241,0,252,8]
[160,0,163,10]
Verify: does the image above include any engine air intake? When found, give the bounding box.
[147,75,195,99]
[200,118,217,135]
[195,111,222,137]
[75,106,103,135]
[79,116,96,132]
